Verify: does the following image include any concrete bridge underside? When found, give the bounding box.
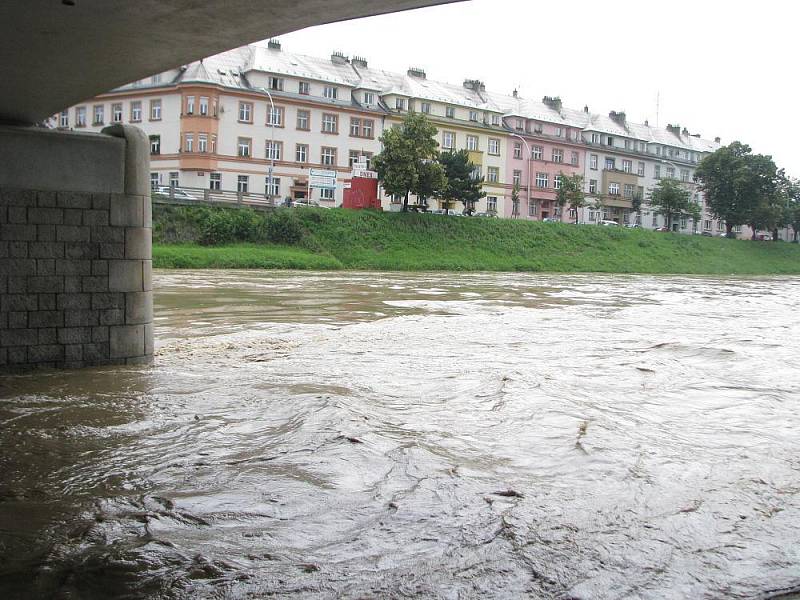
[0,0,460,371]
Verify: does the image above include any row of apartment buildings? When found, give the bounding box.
[53,39,749,236]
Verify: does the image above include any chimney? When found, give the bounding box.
[352,56,368,69]
[666,124,681,136]
[714,136,721,143]
[542,96,562,111]
[407,67,426,79]
[584,105,589,113]
[513,89,518,98]
[267,39,281,51]
[331,51,349,65]
[644,119,649,126]
[463,79,484,92]
[609,110,626,125]
[682,127,689,136]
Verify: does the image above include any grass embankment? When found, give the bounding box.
[152,204,800,274]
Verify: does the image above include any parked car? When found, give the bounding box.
[624,223,641,228]
[153,186,197,201]
[701,231,713,237]
[291,200,326,208]
[599,220,619,227]
[654,226,671,232]
[472,212,497,218]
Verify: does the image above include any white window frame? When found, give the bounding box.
[324,86,338,100]
[296,144,308,163]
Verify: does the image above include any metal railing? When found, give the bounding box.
[151,184,277,209]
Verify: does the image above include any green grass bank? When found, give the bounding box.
[152,204,800,274]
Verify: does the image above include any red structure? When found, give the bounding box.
[343,177,381,210]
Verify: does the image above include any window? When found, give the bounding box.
[151,73,161,84]
[590,154,598,170]
[210,173,221,190]
[606,158,616,170]
[150,99,161,120]
[395,98,407,111]
[363,92,375,106]
[296,144,308,163]
[516,118,524,131]
[269,76,284,91]
[492,115,501,126]
[199,96,209,116]
[513,143,522,160]
[654,165,661,179]
[681,169,690,182]
[624,183,634,198]
[324,86,338,99]
[528,199,537,217]
[487,167,499,183]
[666,167,675,179]
[536,172,548,188]
[591,133,600,144]
[532,146,543,160]
[703,219,711,231]
[212,99,218,117]
[93,105,104,125]
[184,134,193,152]
[59,110,69,127]
[466,135,478,151]
[299,81,310,95]
[150,173,160,190]
[296,109,310,130]
[267,106,284,126]
[609,182,620,195]
[169,172,179,188]
[625,139,632,150]
[210,134,217,153]
[186,96,195,115]
[653,213,659,227]
[552,149,563,163]
[266,176,280,196]
[469,110,478,122]
[198,134,208,153]
[606,136,614,146]
[446,106,455,119]
[362,119,373,138]
[533,122,543,133]
[555,127,562,137]
[421,102,431,114]
[237,175,249,193]
[321,146,337,166]
[513,170,522,187]
[488,138,500,156]
[130,101,142,122]
[349,150,361,168]
[487,196,497,212]
[111,103,123,123]
[638,161,645,176]
[442,131,455,150]
[237,137,251,157]
[589,179,597,194]
[622,159,632,173]
[571,151,579,166]
[554,175,562,190]
[149,135,160,155]
[238,101,252,122]
[322,113,338,133]
[350,117,361,136]
[320,188,335,201]
[265,140,282,160]
[76,106,86,127]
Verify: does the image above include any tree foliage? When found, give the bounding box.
[438,149,485,215]
[511,182,520,218]
[372,113,442,212]
[555,172,586,224]
[648,178,699,229]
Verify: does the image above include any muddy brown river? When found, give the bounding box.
[1,271,799,599]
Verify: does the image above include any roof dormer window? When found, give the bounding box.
[269,76,284,91]
[324,86,338,100]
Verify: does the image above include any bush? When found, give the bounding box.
[264,210,304,244]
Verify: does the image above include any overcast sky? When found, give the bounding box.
[277,0,798,177]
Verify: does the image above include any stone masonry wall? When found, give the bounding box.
[0,124,153,371]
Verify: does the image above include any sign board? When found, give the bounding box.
[353,169,378,179]
[343,182,352,189]
[309,168,337,190]
[310,169,337,179]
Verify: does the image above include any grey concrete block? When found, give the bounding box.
[9,242,28,257]
[110,194,144,227]
[8,312,27,328]
[1,294,38,311]
[28,311,63,328]
[125,228,151,259]
[92,326,109,343]
[92,260,108,276]
[27,276,64,293]
[2,189,37,207]
[7,347,28,364]
[57,293,90,310]
[58,327,92,344]
[99,308,124,326]
[81,276,108,293]
[82,343,109,362]
[28,345,65,363]
[63,209,84,225]
[0,313,6,329]
[91,292,124,310]
[1,224,37,241]
[37,224,56,241]
[37,191,58,207]
[36,258,55,276]
[0,348,7,366]
[64,242,98,259]
[83,210,109,227]
[57,191,92,210]
[38,294,56,310]
[1,329,38,347]
[143,260,152,291]
[2,258,37,276]
[143,199,152,228]
[92,193,111,210]
[0,242,7,258]
[125,291,152,325]
[38,328,57,345]
[28,207,63,225]
[91,226,125,243]
[56,258,91,276]
[108,259,143,292]
[99,243,125,259]
[63,276,82,293]
[8,206,28,223]
[109,324,145,358]
[65,344,83,362]
[126,355,152,365]
[29,242,64,258]
[102,125,150,196]
[144,322,154,356]
[64,310,99,327]
[56,225,90,243]
[7,278,27,293]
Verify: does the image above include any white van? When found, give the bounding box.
[599,220,619,227]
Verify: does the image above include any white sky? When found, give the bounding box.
[277,0,798,177]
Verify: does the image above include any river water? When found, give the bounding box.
[1,271,799,599]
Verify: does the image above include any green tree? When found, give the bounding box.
[555,172,585,224]
[630,192,643,226]
[415,160,447,211]
[372,113,441,212]
[648,178,699,230]
[511,181,520,219]
[438,149,485,215]
[695,141,783,238]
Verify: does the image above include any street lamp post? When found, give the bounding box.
[509,132,531,220]
[262,88,276,205]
